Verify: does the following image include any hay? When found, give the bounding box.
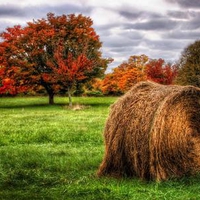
[97,81,200,181]
[63,104,90,110]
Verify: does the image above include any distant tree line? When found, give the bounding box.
[90,41,200,96]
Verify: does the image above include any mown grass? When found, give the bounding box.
[0,96,200,200]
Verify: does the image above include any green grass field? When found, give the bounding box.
[0,96,200,200]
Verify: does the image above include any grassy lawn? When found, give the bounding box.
[0,96,200,200]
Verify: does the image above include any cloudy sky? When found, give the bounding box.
[0,0,200,71]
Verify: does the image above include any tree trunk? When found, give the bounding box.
[48,92,54,105]
[68,87,72,107]
[40,79,55,105]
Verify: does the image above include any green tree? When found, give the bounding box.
[176,40,200,87]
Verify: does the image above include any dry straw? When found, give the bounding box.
[98,81,200,181]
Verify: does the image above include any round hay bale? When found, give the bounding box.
[97,81,200,181]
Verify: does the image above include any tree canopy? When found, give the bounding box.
[0,13,110,104]
[146,58,177,85]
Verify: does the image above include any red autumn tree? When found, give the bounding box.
[0,66,25,95]
[0,13,108,105]
[146,58,178,84]
[0,36,27,95]
[47,45,94,106]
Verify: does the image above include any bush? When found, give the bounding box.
[85,91,104,97]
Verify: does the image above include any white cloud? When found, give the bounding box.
[90,7,123,26]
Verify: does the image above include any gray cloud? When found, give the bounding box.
[102,35,140,48]
[0,3,93,20]
[166,10,200,30]
[94,23,118,37]
[124,18,178,31]
[165,0,200,8]
[163,30,200,40]
[119,9,162,20]
[167,10,191,19]
[145,39,186,51]
[109,46,135,53]
[39,3,93,16]
[167,10,200,20]
[181,18,200,30]
[119,10,141,20]
[0,4,27,17]
[121,31,144,40]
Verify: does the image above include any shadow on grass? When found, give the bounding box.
[82,102,113,107]
[0,103,61,109]
[0,96,117,109]
[0,102,113,109]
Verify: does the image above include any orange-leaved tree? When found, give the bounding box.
[0,13,108,105]
[101,55,148,94]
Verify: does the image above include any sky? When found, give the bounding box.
[0,0,200,72]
